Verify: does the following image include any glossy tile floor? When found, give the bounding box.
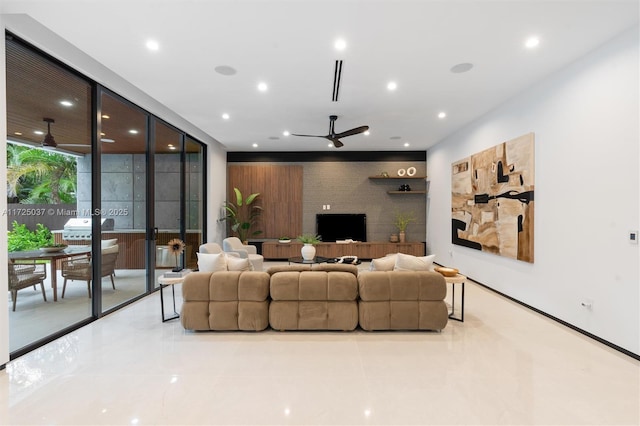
[1,271,639,425]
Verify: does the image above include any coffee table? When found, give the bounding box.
[288,256,331,265]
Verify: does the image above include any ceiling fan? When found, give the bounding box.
[292,115,369,148]
[40,117,113,152]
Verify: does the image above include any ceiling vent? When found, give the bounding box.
[332,60,343,102]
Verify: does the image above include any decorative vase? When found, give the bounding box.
[301,243,316,260]
[399,231,406,243]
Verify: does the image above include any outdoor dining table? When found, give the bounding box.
[8,245,91,302]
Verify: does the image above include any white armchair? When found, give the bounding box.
[222,237,264,271]
[199,242,239,257]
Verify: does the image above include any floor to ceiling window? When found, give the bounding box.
[5,33,207,357]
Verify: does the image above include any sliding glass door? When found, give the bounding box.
[5,34,207,357]
[98,91,149,312]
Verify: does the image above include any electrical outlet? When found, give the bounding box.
[322,205,326,210]
[327,204,330,210]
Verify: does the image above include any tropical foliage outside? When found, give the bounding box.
[6,144,77,204]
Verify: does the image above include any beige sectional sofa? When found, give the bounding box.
[180,262,448,332]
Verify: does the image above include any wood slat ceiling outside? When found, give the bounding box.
[6,38,200,156]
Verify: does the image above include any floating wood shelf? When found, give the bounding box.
[387,190,427,194]
[369,176,427,179]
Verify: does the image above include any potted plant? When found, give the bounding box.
[297,234,321,260]
[393,210,416,243]
[223,187,263,244]
[278,236,291,243]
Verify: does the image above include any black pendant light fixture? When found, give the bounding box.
[42,117,57,148]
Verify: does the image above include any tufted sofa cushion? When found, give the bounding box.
[181,271,270,331]
[268,264,359,331]
[357,270,448,331]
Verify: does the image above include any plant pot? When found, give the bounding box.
[301,243,316,260]
[399,231,406,243]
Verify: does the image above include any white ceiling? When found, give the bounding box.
[2,0,639,152]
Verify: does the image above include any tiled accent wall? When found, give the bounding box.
[232,160,427,243]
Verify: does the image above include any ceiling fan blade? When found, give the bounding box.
[291,133,326,138]
[329,138,344,148]
[334,125,369,139]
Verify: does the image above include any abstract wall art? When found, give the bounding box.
[451,133,535,263]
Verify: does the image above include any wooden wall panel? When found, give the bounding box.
[228,165,303,239]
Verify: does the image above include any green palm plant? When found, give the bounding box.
[6,145,77,203]
[224,187,263,243]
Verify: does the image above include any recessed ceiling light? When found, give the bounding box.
[214,65,237,76]
[222,113,230,120]
[14,132,22,136]
[450,63,474,73]
[283,131,290,136]
[438,112,447,119]
[129,129,139,134]
[102,114,110,119]
[404,142,410,147]
[334,38,347,51]
[146,40,160,51]
[34,130,44,135]
[257,82,268,92]
[525,36,540,49]
[364,130,370,136]
[60,100,73,107]
[252,143,258,148]
[101,138,115,143]
[168,145,176,150]
[387,81,397,91]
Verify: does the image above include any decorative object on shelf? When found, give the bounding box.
[167,238,186,272]
[393,210,416,243]
[223,187,263,244]
[278,237,291,243]
[380,171,389,177]
[434,266,459,277]
[398,184,412,191]
[389,233,399,243]
[297,234,321,260]
[397,168,406,176]
[406,166,417,176]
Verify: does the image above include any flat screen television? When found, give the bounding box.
[316,213,367,242]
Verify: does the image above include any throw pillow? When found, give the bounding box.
[197,252,227,272]
[394,253,436,271]
[101,238,118,248]
[369,254,397,271]
[101,244,119,255]
[226,256,253,271]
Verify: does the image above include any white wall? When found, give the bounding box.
[0,14,228,364]
[427,26,639,356]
